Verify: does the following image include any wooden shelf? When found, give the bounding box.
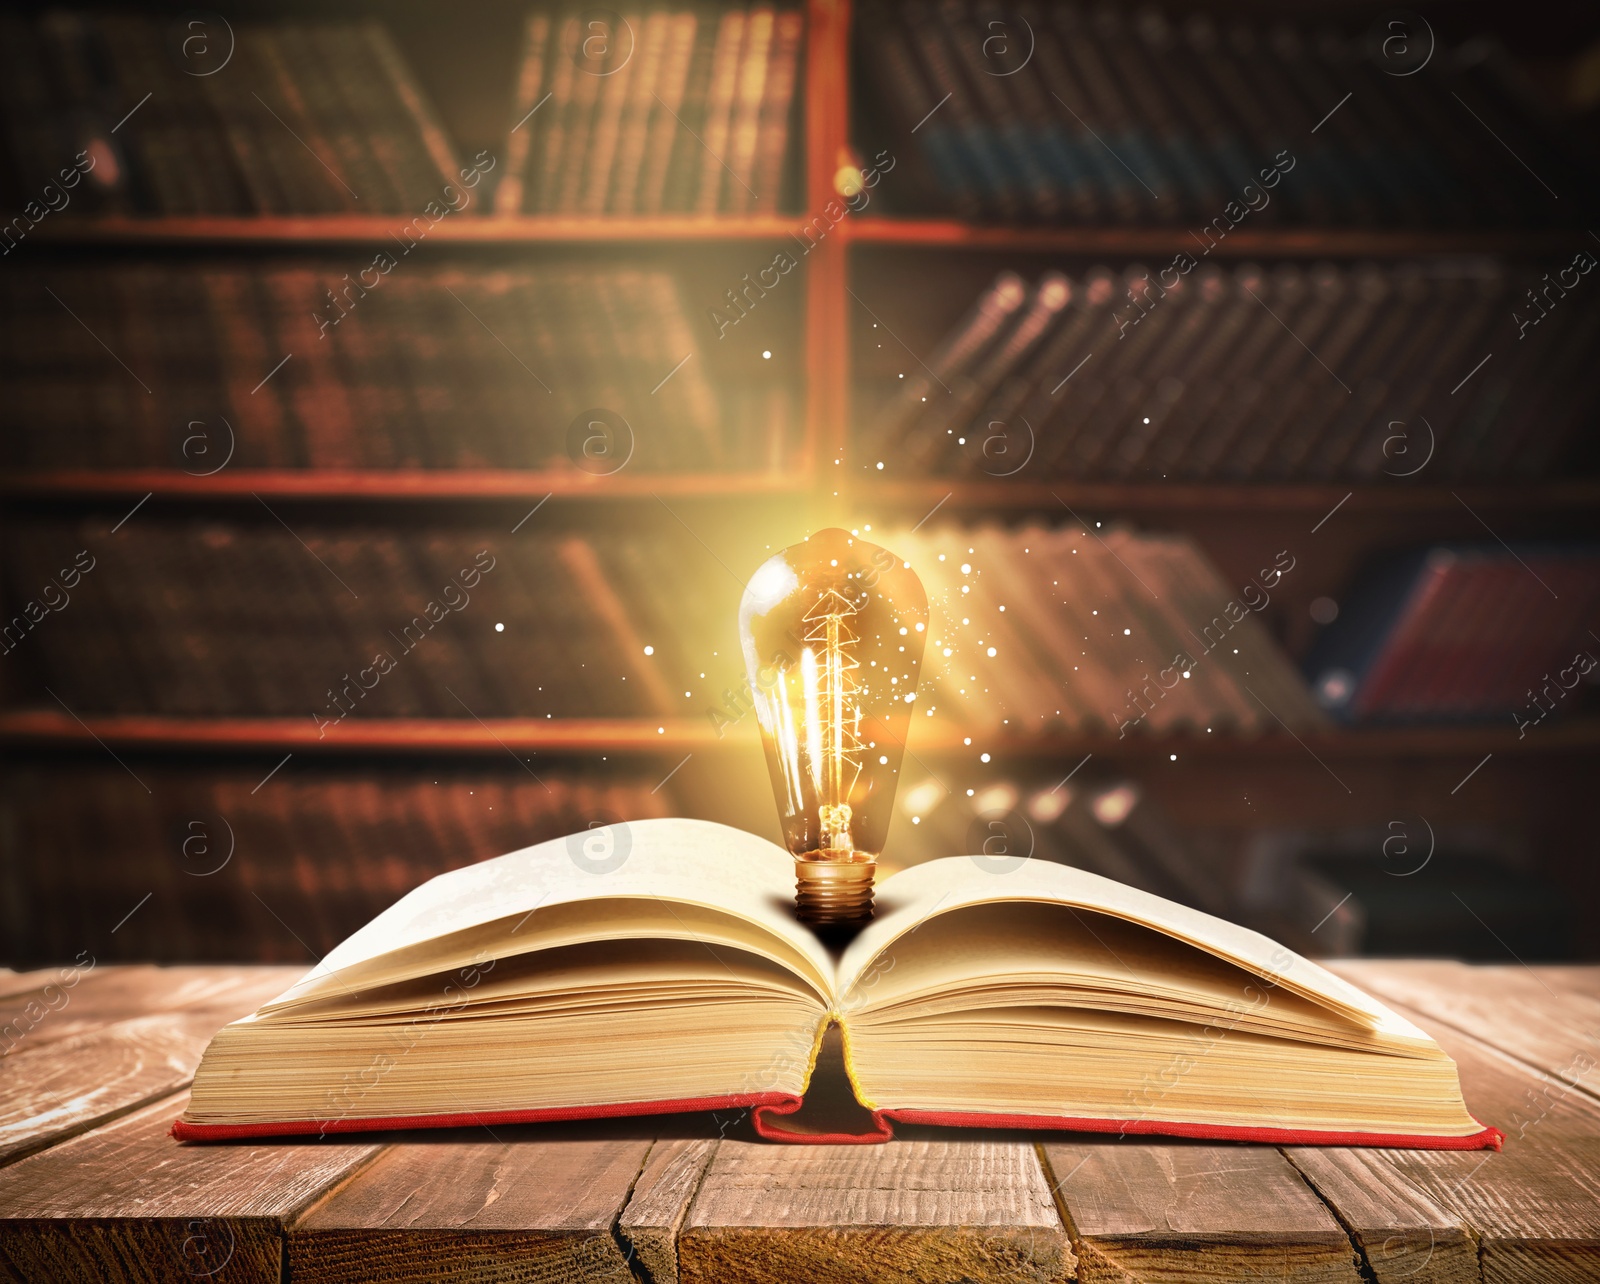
[0,469,812,504]
[30,214,811,247]
[844,219,1588,258]
[31,215,1586,258]
[9,472,1595,512]
[4,710,1595,758]
[856,479,1600,514]
[0,712,741,754]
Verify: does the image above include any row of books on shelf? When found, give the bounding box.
[5,759,1574,965]
[0,263,789,471]
[866,262,1599,482]
[0,5,802,219]
[863,1,1588,226]
[10,519,1591,729]
[0,766,673,963]
[0,14,460,217]
[7,3,1586,229]
[1306,544,1600,724]
[496,6,802,215]
[4,519,1320,733]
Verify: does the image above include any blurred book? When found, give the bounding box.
[0,13,458,215]
[495,5,803,215]
[879,520,1326,737]
[0,261,791,473]
[856,0,1591,225]
[0,764,675,964]
[1304,544,1600,723]
[864,264,1599,484]
[5,518,1323,737]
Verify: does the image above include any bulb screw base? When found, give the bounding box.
[794,855,876,925]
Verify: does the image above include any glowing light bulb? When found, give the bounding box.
[739,529,927,925]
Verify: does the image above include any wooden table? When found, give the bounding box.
[0,962,1596,1282]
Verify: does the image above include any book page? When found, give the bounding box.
[270,818,833,1006]
[839,857,1429,1043]
[838,902,1424,1054]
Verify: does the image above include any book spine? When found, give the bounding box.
[905,4,1022,223]
[531,16,583,212]
[721,5,776,214]
[869,270,1028,457]
[552,23,610,211]
[261,267,364,466]
[577,10,643,214]
[250,27,359,212]
[912,272,1070,469]
[496,13,553,214]
[76,14,196,213]
[748,9,803,214]
[287,24,394,208]
[693,9,748,214]
[364,21,462,198]
[605,10,670,214]
[636,12,700,214]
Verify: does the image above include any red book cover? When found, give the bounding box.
[170,1095,1503,1151]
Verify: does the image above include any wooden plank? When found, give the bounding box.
[0,1092,379,1284]
[1295,979,1600,1282]
[841,218,1580,258]
[678,1138,1073,1283]
[289,1136,652,1284]
[1041,1141,1362,1283]
[33,213,809,246]
[0,971,56,1003]
[0,710,751,754]
[1502,965,1600,1003]
[1333,961,1600,1105]
[6,709,1596,759]
[1282,1149,1480,1284]
[0,994,279,1167]
[865,478,1600,515]
[0,467,808,503]
[1,966,298,1057]
[618,1138,717,1284]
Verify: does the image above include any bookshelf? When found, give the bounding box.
[8,708,1598,758]
[844,221,1587,259]
[0,468,812,503]
[28,214,814,245]
[30,214,1581,258]
[3,0,1598,963]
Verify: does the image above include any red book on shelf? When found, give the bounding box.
[171,819,1501,1151]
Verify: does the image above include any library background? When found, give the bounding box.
[1,0,1597,966]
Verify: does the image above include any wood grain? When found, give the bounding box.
[1042,1141,1362,1283]
[1282,1148,1480,1284]
[1377,1015,1600,1282]
[618,1138,717,1284]
[0,971,56,1003]
[1300,974,1600,1283]
[289,1137,652,1284]
[0,1014,214,1166]
[1333,961,1600,1105]
[1,966,298,1057]
[1527,967,1600,1002]
[0,1092,378,1284]
[678,1138,1073,1284]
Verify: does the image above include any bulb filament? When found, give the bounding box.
[804,589,863,854]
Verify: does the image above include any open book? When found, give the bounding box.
[173,818,1499,1148]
